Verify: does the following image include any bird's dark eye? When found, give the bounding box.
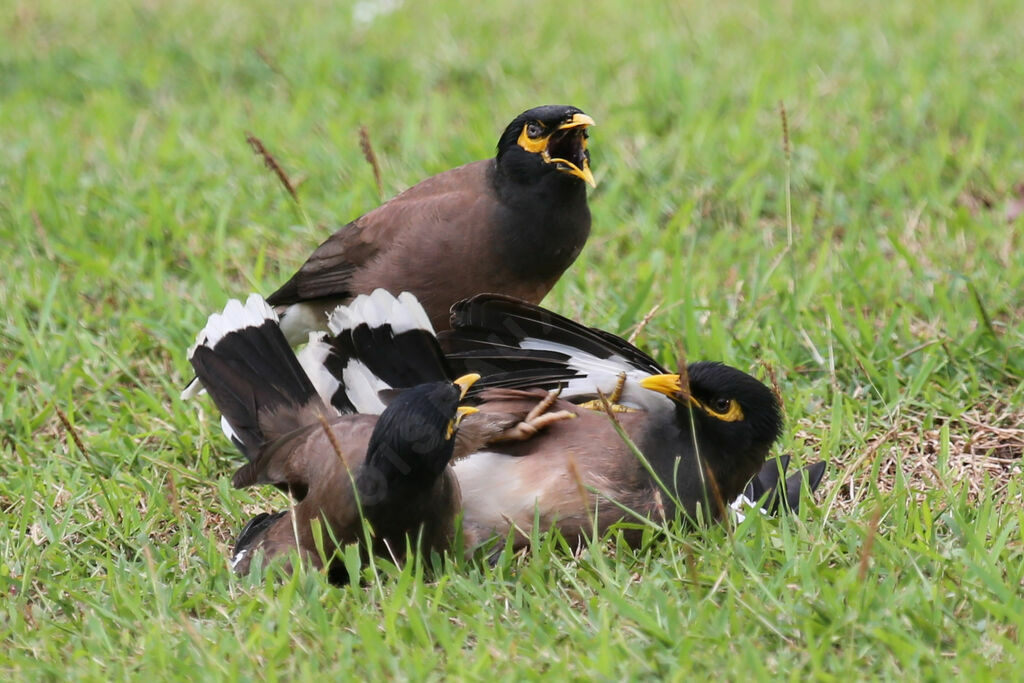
[526,123,543,138]
[712,398,733,414]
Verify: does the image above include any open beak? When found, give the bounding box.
[448,405,480,439]
[547,114,596,187]
[456,405,479,419]
[518,113,597,188]
[453,373,481,399]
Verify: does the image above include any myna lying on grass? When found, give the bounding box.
[439,295,826,546]
[285,290,821,551]
[188,292,570,583]
[188,295,477,583]
[268,104,596,343]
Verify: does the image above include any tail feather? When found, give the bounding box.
[323,289,451,414]
[232,510,287,562]
[188,294,328,461]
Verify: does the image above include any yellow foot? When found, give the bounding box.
[578,400,637,413]
[493,388,577,442]
[578,372,637,412]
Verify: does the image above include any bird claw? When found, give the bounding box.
[578,372,636,412]
[493,388,577,442]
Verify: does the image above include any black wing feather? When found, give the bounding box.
[329,322,453,392]
[189,318,322,462]
[742,456,828,515]
[440,295,667,396]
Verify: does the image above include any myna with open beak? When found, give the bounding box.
[187,291,572,582]
[438,295,825,548]
[181,105,595,400]
[267,104,595,343]
[187,295,480,583]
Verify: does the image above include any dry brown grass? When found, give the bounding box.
[809,402,1024,514]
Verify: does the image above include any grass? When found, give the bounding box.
[3,0,1023,677]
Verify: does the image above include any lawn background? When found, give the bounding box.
[3,0,1023,677]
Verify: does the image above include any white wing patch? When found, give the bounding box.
[296,332,342,406]
[728,493,772,523]
[220,414,240,446]
[230,548,248,570]
[518,339,670,411]
[341,359,390,414]
[180,377,205,401]
[327,288,435,337]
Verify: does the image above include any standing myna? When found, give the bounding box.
[187,294,480,582]
[268,104,596,344]
[181,105,595,400]
[439,295,825,548]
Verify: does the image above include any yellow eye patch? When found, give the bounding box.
[639,374,745,422]
[517,123,548,154]
[700,398,744,422]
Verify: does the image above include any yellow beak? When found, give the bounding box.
[639,373,704,408]
[553,156,596,188]
[456,405,480,419]
[453,373,481,399]
[639,373,683,397]
[557,113,596,130]
[551,113,596,187]
[448,405,480,439]
[516,114,597,188]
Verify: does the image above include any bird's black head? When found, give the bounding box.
[639,361,784,502]
[684,362,784,456]
[495,105,596,187]
[359,376,478,503]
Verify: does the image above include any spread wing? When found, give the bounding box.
[440,294,668,409]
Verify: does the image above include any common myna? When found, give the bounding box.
[188,291,569,582]
[268,104,596,344]
[439,295,825,547]
[180,105,595,400]
[187,294,480,582]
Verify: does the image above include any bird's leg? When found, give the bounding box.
[578,372,636,412]
[490,388,577,443]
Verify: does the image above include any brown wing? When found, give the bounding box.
[232,413,376,520]
[266,159,497,307]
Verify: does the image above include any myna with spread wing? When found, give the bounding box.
[267,104,596,343]
[439,295,825,547]
[188,291,571,582]
[187,294,480,583]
